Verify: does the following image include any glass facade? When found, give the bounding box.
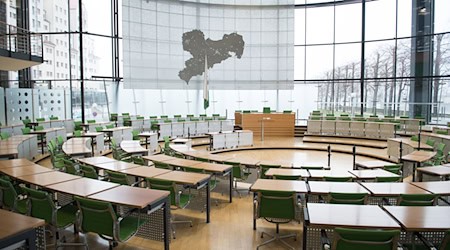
[0,0,449,123]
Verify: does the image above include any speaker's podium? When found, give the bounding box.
[235,110,295,138]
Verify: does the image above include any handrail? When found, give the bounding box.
[0,21,43,58]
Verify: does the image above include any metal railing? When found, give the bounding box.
[0,21,43,57]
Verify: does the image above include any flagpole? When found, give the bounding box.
[203,54,209,113]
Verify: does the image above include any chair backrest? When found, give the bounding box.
[22,118,31,126]
[411,135,419,141]
[95,126,104,132]
[80,165,98,179]
[74,130,82,137]
[155,161,171,169]
[21,127,31,135]
[64,159,79,175]
[183,166,204,173]
[106,124,114,129]
[49,116,59,120]
[0,178,20,211]
[376,176,402,182]
[34,125,44,131]
[132,130,140,140]
[36,118,45,122]
[437,143,446,156]
[0,132,10,139]
[383,164,402,175]
[22,187,56,224]
[74,121,83,131]
[132,156,145,166]
[110,113,118,121]
[398,194,437,206]
[283,110,292,113]
[146,178,177,206]
[87,119,96,124]
[257,190,296,220]
[74,196,116,238]
[260,164,281,179]
[324,176,352,182]
[329,193,368,205]
[332,227,400,250]
[263,107,271,114]
[273,175,301,180]
[426,138,436,147]
[436,130,449,135]
[106,170,130,185]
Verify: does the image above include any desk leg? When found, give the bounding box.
[229,171,233,203]
[91,139,95,156]
[413,162,417,182]
[146,137,149,149]
[302,223,307,250]
[163,197,170,250]
[206,182,210,223]
[253,192,257,230]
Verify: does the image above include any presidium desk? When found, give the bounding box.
[235,112,295,137]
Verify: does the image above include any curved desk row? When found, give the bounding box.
[101,126,132,144]
[307,120,396,139]
[0,135,38,160]
[207,130,253,150]
[30,119,74,133]
[0,123,24,136]
[421,132,450,157]
[157,120,234,139]
[0,158,171,249]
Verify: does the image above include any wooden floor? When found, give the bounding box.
[37,136,390,250]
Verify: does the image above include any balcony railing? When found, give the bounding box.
[0,21,43,58]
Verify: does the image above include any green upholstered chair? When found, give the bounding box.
[132,130,140,140]
[95,126,104,132]
[110,113,118,122]
[36,118,45,122]
[105,124,115,129]
[330,227,400,250]
[283,110,292,113]
[160,115,168,119]
[105,170,131,186]
[146,178,192,239]
[425,138,435,147]
[74,121,83,131]
[411,135,419,141]
[0,131,10,139]
[21,127,31,135]
[436,130,449,135]
[397,194,437,206]
[273,175,301,180]
[255,190,298,249]
[263,107,271,114]
[122,113,130,117]
[23,187,86,248]
[383,164,402,175]
[22,118,32,128]
[74,196,145,249]
[376,176,402,182]
[73,130,82,137]
[123,117,131,126]
[0,178,27,214]
[63,158,81,175]
[155,161,171,170]
[50,116,59,120]
[132,156,146,166]
[80,164,99,179]
[323,176,352,182]
[259,164,281,179]
[225,161,251,197]
[328,193,368,205]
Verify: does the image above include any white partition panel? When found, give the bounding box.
[321,120,336,135]
[335,121,350,136]
[38,89,66,119]
[0,88,5,125]
[365,123,379,138]
[5,88,36,124]
[307,120,322,134]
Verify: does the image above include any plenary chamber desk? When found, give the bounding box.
[235,112,295,137]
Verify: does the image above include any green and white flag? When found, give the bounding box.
[203,54,209,110]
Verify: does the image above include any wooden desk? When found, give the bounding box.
[62,138,92,158]
[348,169,400,181]
[411,181,450,196]
[120,140,148,156]
[307,181,368,195]
[119,166,172,179]
[1,164,54,177]
[0,209,45,250]
[17,171,81,186]
[195,162,233,203]
[355,160,394,170]
[46,178,119,197]
[308,170,354,180]
[383,206,450,231]
[250,179,308,193]
[154,171,211,223]
[0,135,38,160]
[304,203,400,249]
[76,132,105,155]
[265,168,309,178]
[0,158,35,169]
[95,161,141,172]
[235,112,295,137]
[164,158,203,169]
[77,156,117,166]
[360,182,430,197]
[402,151,437,181]
[416,165,450,181]
[143,154,178,163]
[88,183,172,250]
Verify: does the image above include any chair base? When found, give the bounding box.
[172,218,193,239]
[256,231,297,250]
[233,181,250,198]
